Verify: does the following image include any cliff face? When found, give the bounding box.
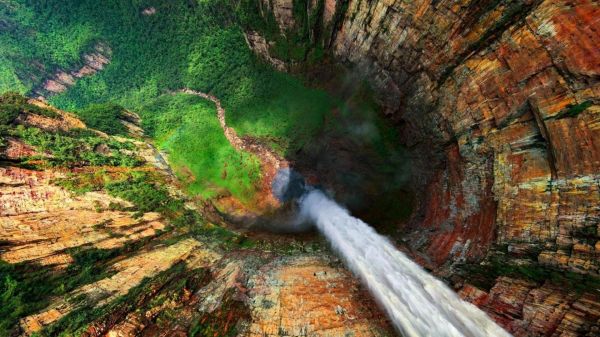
[0,97,394,336]
[244,0,600,334]
[332,0,600,273]
[247,0,600,274]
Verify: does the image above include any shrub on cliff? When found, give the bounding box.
[0,103,20,125]
[0,92,28,105]
[0,247,124,336]
[15,126,141,167]
[104,171,184,218]
[78,103,127,135]
[0,92,58,119]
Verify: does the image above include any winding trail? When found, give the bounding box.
[176,88,287,209]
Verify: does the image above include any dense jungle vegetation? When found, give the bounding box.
[0,0,410,208]
[0,0,340,201]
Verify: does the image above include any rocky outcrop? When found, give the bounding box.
[260,0,295,32]
[246,256,392,337]
[32,42,111,99]
[0,165,167,266]
[119,110,144,137]
[17,99,86,131]
[0,166,120,218]
[240,0,344,67]
[244,31,289,71]
[2,138,37,160]
[20,239,204,334]
[141,7,156,16]
[459,277,600,336]
[89,253,394,337]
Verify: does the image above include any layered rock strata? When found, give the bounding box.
[246,0,600,276]
[0,100,395,337]
[244,0,600,334]
[459,278,600,336]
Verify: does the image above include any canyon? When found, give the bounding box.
[0,0,599,336]
[0,97,395,336]
[242,0,600,335]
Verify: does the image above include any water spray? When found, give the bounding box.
[273,169,512,337]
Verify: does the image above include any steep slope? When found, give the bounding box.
[242,0,600,335]
[0,94,395,336]
[1,0,599,335]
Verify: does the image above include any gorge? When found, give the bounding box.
[0,0,599,336]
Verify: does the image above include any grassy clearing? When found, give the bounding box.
[140,94,262,201]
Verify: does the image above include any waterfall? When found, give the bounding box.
[298,189,512,337]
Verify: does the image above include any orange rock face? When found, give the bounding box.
[459,278,600,337]
[246,256,392,337]
[246,0,600,332]
[246,0,599,273]
[3,137,38,160]
[327,0,600,331]
[9,98,86,132]
[329,0,600,275]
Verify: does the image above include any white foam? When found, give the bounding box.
[299,190,512,337]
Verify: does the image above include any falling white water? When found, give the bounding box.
[299,189,512,337]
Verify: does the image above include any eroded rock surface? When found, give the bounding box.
[0,100,396,337]
[334,0,600,274]
[20,239,204,334]
[243,0,600,333]
[33,43,111,100]
[246,256,392,337]
[247,0,600,273]
[459,277,600,336]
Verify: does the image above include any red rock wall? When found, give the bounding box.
[328,0,600,274]
[245,2,600,331]
[245,0,600,272]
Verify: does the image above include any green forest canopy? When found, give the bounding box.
[0,0,335,201]
[0,0,408,205]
